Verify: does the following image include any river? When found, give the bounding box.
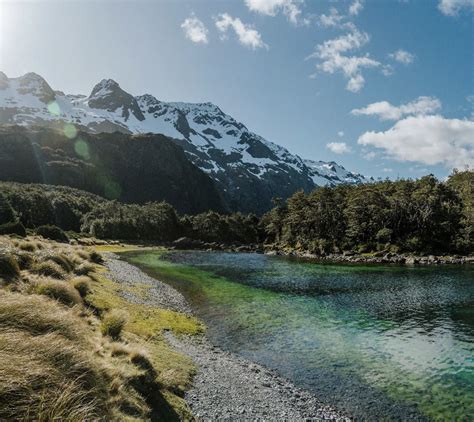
[123,250,474,421]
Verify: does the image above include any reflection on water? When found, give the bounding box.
[124,251,474,421]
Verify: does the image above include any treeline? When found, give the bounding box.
[0,171,472,254]
[0,182,261,245]
[262,171,473,255]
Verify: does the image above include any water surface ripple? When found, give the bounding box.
[125,251,474,421]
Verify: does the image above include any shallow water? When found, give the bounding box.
[124,250,474,421]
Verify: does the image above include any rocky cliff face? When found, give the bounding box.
[0,72,370,213]
[0,125,224,214]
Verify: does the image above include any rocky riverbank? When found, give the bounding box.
[105,253,349,421]
[169,236,473,266]
[264,249,474,265]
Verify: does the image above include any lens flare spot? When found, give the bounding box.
[63,123,77,139]
[104,181,122,200]
[74,139,90,160]
[47,101,60,116]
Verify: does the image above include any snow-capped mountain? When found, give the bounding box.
[0,72,369,213]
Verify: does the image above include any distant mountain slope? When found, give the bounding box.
[0,72,370,213]
[0,125,224,214]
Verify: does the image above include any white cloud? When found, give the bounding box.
[357,115,474,168]
[351,96,442,120]
[438,0,473,16]
[181,15,209,44]
[319,7,345,27]
[245,0,304,24]
[338,131,344,137]
[326,142,352,154]
[389,49,415,65]
[362,150,377,160]
[215,13,268,50]
[307,28,381,92]
[349,0,364,16]
[381,64,394,76]
[382,167,393,172]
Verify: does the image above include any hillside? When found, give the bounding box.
[0,125,224,214]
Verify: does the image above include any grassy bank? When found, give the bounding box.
[0,234,202,421]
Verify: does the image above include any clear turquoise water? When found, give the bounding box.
[124,251,474,421]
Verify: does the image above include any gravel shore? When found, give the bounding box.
[105,253,349,421]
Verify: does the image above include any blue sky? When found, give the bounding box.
[1,0,473,179]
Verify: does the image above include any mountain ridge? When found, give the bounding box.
[0,72,370,213]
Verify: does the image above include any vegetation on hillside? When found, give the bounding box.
[0,235,200,420]
[0,125,224,214]
[1,169,473,255]
[263,171,473,255]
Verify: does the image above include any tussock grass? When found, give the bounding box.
[71,276,91,298]
[75,249,91,261]
[0,292,88,341]
[0,235,197,421]
[0,252,20,281]
[14,251,35,270]
[18,241,36,252]
[32,261,67,279]
[101,309,129,340]
[34,278,82,307]
[75,262,96,276]
[0,330,109,421]
[89,250,104,264]
[44,253,75,273]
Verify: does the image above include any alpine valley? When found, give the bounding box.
[0,72,370,213]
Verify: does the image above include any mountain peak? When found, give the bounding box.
[89,78,121,99]
[88,78,144,121]
[16,72,55,104]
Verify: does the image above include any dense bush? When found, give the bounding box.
[35,225,69,242]
[0,221,26,237]
[263,172,473,255]
[1,171,472,254]
[0,182,103,231]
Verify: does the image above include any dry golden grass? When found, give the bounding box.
[0,252,20,281]
[32,260,67,279]
[101,309,129,340]
[0,235,197,421]
[75,262,97,276]
[34,278,83,307]
[71,276,92,298]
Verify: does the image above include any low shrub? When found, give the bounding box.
[0,220,26,237]
[0,252,20,281]
[32,261,66,279]
[35,279,82,307]
[101,310,129,340]
[35,225,69,243]
[71,276,91,298]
